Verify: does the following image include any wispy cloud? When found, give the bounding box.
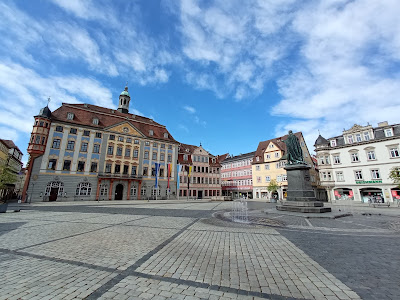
[183,106,196,113]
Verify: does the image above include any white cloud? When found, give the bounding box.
[183,106,196,114]
[272,0,400,144]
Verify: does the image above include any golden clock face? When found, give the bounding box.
[33,175,38,181]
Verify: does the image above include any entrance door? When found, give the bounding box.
[49,188,58,201]
[115,184,124,200]
[198,191,203,199]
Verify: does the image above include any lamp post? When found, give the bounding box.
[30,182,35,204]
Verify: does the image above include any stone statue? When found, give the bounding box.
[285,130,305,164]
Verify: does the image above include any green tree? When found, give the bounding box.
[267,179,279,193]
[389,167,400,188]
[0,160,17,202]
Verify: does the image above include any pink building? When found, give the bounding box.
[220,152,255,199]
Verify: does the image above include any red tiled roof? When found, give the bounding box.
[51,103,178,143]
[253,132,303,164]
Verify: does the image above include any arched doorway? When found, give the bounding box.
[45,181,64,201]
[115,184,124,200]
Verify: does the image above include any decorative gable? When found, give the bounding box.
[106,122,144,137]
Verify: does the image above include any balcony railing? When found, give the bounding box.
[98,172,142,179]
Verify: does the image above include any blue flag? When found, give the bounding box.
[154,163,161,188]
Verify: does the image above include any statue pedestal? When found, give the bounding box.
[276,164,331,213]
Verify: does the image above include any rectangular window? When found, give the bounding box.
[152,152,157,160]
[356,134,362,142]
[144,151,149,159]
[277,175,282,182]
[282,174,287,181]
[160,153,165,161]
[347,135,353,143]
[77,161,85,172]
[83,130,90,136]
[105,163,112,173]
[95,132,102,138]
[160,168,164,177]
[126,138,132,143]
[333,155,341,164]
[167,154,172,162]
[364,132,370,141]
[114,164,121,173]
[63,160,71,171]
[55,126,63,132]
[125,148,131,157]
[80,142,88,152]
[355,170,363,180]
[116,147,123,156]
[41,137,46,145]
[70,128,77,134]
[48,159,57,170]
[266,154,270,159]
[133,149,139,158]
[325,156,330,164]
[264,164,269,170]
[351,153,359,162]
[257,176,261,183]
[67,140,75,150]
[131,166,137,175]
[161,144,165,148]
[34,136,40,144]
[118,136,124,142]
[327,172,332,181]
[134,139,140,144]
[93,144,100,153]
[90,162,98,173]
[275,152,279,158]
[153,142,157,147]
[145,141,150,146]
[123,165,129,175]
[143,167,148,176]
[367,151,376,160]
[256,165,260,171]
[109,135,115,140]
[330,140,337,147]
[168,145,172,150]
[336,171,344,181]
[265,176,270,182]
[107,145,114,155]
[390,147,399,158]
[52,139,61,149]
[371,169,380,179]
[183,154,188,161]
[385,129,393,137]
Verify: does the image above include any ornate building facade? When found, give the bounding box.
[315,122,400,203]
[0,139,23,200]
[252,132,318,200]
[220,152,254,199]
[23,86,179,202]
[177,144,222,199]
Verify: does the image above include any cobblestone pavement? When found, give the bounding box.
[1,200,398,299]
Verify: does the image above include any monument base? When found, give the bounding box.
[276,164,331,213]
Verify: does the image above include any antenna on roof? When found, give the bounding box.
[47,97,51,106]
[126,80,128,87]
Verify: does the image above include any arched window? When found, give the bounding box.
[141,186,146,196]
[76,182,92,196]
[44,181,64,196]
[151,186,161,196]
[100,184,108,196]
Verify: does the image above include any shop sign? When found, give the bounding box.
[355,180,382,184]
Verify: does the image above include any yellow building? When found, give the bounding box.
[252,132,318,200]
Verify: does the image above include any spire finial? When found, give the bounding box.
[47,97,51,106]
[318,129,320,135]
[200,142,202,147]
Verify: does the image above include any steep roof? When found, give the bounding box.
[253,132,303,164]
[0,139,22,153]
[314,134,329,146]
[51,103,178,143]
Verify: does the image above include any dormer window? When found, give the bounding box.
[164,133,168,138]
[92,118,99,125]
[67,112,74,120]
[256,156,260,162]
[364,132,370,141]
[149,130,154,136]
[330,140,336,147]
[347,135,353,143]
[356,134,362,142]
[385,128,393,137]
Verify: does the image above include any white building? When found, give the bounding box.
[314,122,400,203]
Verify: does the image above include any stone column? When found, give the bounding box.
[138,180,142,200]
[127,180,131,200]
[96,179,101,200]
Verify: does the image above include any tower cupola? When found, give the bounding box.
[118,84,131,114]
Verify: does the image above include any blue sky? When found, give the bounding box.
[1,0,400,166]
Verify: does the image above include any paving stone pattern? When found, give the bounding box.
[2,200,393,299]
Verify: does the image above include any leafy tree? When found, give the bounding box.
[0,160,17,201]
[389,167,400,188]
[267,179,279,193]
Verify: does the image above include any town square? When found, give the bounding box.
[1,1,400,299]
